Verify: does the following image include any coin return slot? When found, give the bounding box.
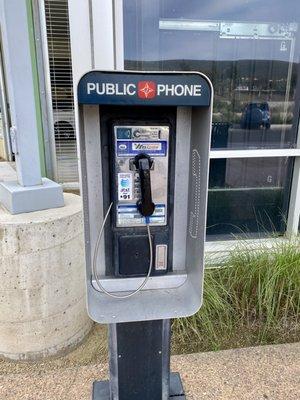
[155,245,168,271]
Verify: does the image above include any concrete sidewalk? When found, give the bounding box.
[0,161,17,182]
[0,342,299,400]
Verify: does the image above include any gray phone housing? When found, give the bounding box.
[77,71,213,323]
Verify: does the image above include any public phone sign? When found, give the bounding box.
[78,71,211,106]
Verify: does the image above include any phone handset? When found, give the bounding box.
[133,153,155,218]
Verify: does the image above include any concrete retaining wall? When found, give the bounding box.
[0,193,92,360]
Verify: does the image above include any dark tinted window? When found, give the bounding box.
[124,0,300,149]
[123,0,299,238]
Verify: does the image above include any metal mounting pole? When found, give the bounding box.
[93,320,186,400]
[0,0,63,214]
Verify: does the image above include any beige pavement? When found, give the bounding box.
[0,162,17,182]
[0,342,299,400]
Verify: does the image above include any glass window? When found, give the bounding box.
[44,0,78,183]
[123,0,300,239]
[124,0,300,150]
[207,157,293,239]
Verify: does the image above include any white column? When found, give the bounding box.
[287,157,300,235]
[92,0,115,69]
[68,0,116,78]
[0,0,41,186]
[0,0,64,213]
[68,0,117,187]
[286,103,300,236]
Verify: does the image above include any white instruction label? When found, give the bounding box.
[118,173,133,201]
[117,204,166,227]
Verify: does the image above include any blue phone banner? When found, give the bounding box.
[78,71,211,107]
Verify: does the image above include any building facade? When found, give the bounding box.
[1,0,300,243]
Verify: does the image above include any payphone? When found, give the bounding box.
[92,119,175,299]
[77,71,213,399]
[107,123,172,277]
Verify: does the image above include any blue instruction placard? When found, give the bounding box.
[116,141,167,156]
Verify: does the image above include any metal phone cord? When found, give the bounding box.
[92,202,153,299]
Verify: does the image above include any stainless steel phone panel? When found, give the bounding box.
[114,125,169,227]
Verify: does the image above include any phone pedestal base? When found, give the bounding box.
[92,372,186,399]
[92,320,185,400]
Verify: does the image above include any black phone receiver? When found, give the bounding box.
[134,153,155,217]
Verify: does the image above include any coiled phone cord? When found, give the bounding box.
[92,202,153,299]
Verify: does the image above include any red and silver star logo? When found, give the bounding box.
[138,81,156,99]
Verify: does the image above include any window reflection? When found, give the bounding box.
[124,0,300,149]
[207,157,293,239]
[123,0,299,238]
[158,23,298,149]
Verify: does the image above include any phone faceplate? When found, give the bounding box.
[114,125,169,227]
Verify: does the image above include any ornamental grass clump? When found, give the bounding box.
[172,239,300,353]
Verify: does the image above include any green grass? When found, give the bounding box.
[172,238,300,354]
